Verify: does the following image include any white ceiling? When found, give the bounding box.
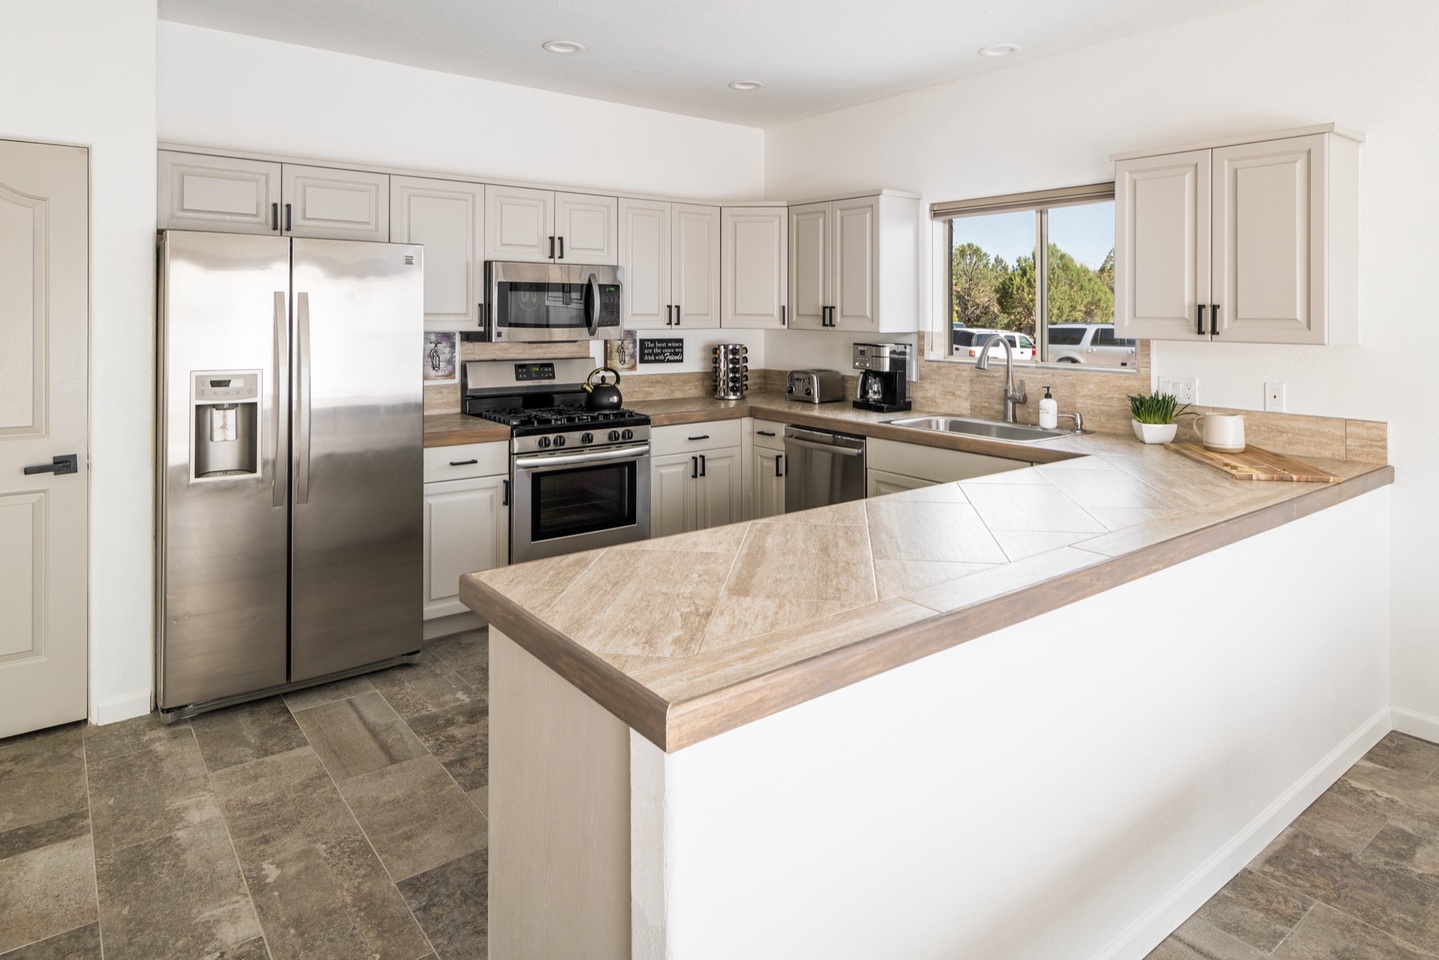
[158,0,1272,128]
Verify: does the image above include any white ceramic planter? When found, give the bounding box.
[1132,420,1178,444]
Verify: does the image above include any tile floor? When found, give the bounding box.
[5,630,1439,960]
[0,628,490,960]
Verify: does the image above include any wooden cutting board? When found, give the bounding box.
[1167,442,1342,483]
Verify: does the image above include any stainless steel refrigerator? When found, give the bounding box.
[157,230,424,716]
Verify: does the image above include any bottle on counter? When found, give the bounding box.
[1038,385,1058,430]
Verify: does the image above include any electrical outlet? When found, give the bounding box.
[1264,381,1286,412]
[1159,377,1198,405]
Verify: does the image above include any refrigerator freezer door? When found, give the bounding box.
[289,239,424,681]
[158,232,291,708]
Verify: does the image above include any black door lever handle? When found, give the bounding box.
[24,454,78,476]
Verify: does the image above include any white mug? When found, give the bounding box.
[1192,413,1246,452]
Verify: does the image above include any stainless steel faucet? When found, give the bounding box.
[974,334,1027,423]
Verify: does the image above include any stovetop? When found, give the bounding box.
[464,400,652,455]
[472,405,648,432]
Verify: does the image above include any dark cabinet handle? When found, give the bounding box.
[558,237,564,260]
[1197,304,1206,336]
[271,203,279,232]
[687,435,710,441]
[699,454,706,477]
[448,459,478,467]
[691,456,698,479]
[775,453,783,478]
[675,304,681,326]
[23,453,78,476]
[667,305,673,327]
[284,203,292,233]
[756,430,776,437]
[781,304,787,326]
[1211,304,1220,336]
[502,479,510,506]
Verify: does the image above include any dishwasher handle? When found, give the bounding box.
[784,427,866,456]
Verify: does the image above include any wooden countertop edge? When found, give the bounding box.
[457,576,672,747]
[659,464,1393,751]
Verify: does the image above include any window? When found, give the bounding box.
[934,183,1126,368]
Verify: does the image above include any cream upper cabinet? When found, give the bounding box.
[721,206,788,329]
[618,199,719,330]
[486,184,617,264]
[390,176,485,333]
[1115,127,1360,345]
[787,192,919,333]
[158,152,389,241]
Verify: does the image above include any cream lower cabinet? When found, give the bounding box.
[749,418,786,519]
[865,437,1028,495]
[158,151,390,241]
[1114,126,1360,344]
[423,443,509,620]
[650,421,742,538]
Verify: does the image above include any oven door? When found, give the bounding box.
[511,443,651,563]
[485,261,622,342]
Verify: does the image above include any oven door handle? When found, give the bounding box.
[513,443,650,472]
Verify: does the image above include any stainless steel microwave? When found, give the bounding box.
[480,261,623,342]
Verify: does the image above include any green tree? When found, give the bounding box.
[995,255,1036,333]
[950,242,1003,329]
[1047,244,1114,324]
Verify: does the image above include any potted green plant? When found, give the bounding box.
[1127,391,1190,444]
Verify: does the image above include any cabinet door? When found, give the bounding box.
[752,447,786,519]
[722,207,788,328]
[788,202,829,329]
[651,452,696,539]
[1114,150,1212,341]
[281,164,389,241]
[423,474,509,620]
[831,196,879,331]
[1212,135,1327,344]
[619,198,672,329]
[485,185,554,262]
[158,151,282,234]
[391,177,484,332]
[695,447,742,530]
[866,468,931,498]
[556,192,618,265]
[672,204,721,329]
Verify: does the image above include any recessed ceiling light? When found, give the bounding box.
[978,43,1021,57]
[542,40,586,55]
[728,80,765,91]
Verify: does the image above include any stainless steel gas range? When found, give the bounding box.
[462,358,651,563]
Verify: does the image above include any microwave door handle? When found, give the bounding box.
[586,272,601,336]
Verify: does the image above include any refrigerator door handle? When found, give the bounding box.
[272,291,289,507]
[295,291,312,505]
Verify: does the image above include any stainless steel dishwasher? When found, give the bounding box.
[783,426,866,512]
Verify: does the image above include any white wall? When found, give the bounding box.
[157,23,765,201]
[1,0,158,723]
[765,0,1436,722]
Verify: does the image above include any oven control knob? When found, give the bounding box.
[553,435,566,448]
[608,430,620,442]
[537,436,551,449]
[621,428,634,441]
[581,432,594,445]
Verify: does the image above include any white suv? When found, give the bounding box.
[1047,323,1137,367]
[951,327,1036,361]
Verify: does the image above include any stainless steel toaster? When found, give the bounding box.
[786,369,845,403]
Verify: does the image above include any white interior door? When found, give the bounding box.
[0,139,89,738]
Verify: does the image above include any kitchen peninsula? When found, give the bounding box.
[459,394,1393,960]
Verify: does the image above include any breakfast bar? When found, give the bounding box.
[460,400,1393,960]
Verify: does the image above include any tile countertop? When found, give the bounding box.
[457,393,1393,752]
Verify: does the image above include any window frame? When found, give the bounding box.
[935,182,1128,370]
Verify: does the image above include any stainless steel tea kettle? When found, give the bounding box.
[583,366,623,411]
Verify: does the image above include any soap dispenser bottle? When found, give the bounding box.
[1038,386,1058,430]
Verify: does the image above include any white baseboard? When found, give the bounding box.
[1099,706,1393,960]
[424,610,485,641]
[93,689,153,726]
[1390,707,1439,745]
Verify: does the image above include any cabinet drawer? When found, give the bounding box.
[751,418,786,451]
[867,437,1027,484]
[652,419,743,456]
[424,442,508,482]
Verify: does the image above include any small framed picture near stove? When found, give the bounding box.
[639,337,684,364]
[605,330,638,372]
[423,331,458,383]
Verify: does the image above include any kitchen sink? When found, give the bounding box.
[884,415,1070,443]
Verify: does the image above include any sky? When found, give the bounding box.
[950,202,1114,269]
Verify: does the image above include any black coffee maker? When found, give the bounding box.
[852,342,913,413]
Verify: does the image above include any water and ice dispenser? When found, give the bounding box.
[192,371,260,479]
